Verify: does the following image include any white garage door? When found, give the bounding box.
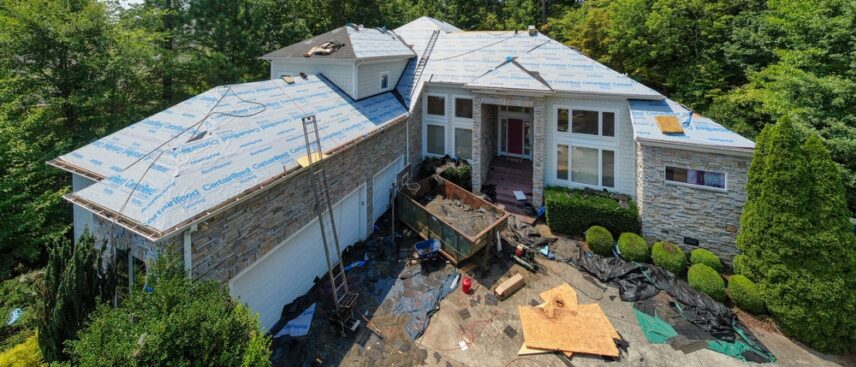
[371,155,404,224]
[229,184,366,330]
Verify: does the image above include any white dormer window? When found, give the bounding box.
[380,71,390,90]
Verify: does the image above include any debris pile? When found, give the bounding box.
[517,283,624,359]
[423,195,500,236]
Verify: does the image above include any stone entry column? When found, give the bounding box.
[531,102,545,206]
[471,98,483,194]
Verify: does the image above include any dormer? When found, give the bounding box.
[262,24,415,100]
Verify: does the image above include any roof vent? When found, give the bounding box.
[303,41,344,57]
[281,75,295,84]
[527,25,537,36]
[358,24,365,31]
[655,115,684,134]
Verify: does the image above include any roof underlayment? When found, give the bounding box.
[628,99,755,152]
[466,59,552,92]
[56,76,407,238]
[263,25,414,60]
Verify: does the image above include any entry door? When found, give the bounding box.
[507,118,524,155]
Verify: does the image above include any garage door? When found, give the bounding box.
[371,155,404,224]
[229,184,366,330]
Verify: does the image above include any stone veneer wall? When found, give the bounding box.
[407,93,424,178]
[471,93,545,205]
[635,143,751,262]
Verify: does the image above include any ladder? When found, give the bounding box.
[404,29,440,96]
[300,116,358,324]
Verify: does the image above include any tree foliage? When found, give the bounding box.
[68,255,270,367]
[37,229,115,362]
[736,119,856,353]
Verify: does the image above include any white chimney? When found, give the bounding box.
[527,25,537,36]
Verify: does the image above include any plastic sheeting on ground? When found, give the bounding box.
[573,248,775,363]
[502,215,557,249]
[274,303,316,338]
[390,268,459,340]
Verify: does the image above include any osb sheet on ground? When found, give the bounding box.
[519,300,619,357]
[538,283,578,311]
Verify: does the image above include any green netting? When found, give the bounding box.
[633,308,678,344]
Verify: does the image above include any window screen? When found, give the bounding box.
[666,166,726,189]
[427,96,445,116]
[602,112,615,137]
[572,110,599,135]
[572,146,599,185]
[455,98,473,119]
[557,145,569,180]
[557,109,569,132]
[454,128,472,160]
[427,124,445,155]
[602,150,615,187]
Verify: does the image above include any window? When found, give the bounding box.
[602,112,615,137]
[602,150,615,187]
[427,96,445,116]
[454,128,472,159]
[557,109,569,132]
[557,145,569,180]
[426,124,445,155]
[561,108,616,137]
[455,98,473,119]
[380,71,390,90]
[572,147,599,185]
[572,110,599,135]
[666,166,726,189]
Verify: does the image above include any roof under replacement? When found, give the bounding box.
[53,76,408,240]
[628,99,755,152]
[263,25,414,60]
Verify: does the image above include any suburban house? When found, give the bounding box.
[49,17,754,330]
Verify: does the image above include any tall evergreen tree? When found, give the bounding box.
[37,229,115,362]
[736,119,856,352]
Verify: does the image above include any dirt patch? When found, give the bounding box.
[424,195,500,237]
[734,308,782,335]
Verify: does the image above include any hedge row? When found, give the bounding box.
[545,187,640,237]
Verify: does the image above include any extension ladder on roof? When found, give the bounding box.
[405,29,440,96]
[300,116,358,319]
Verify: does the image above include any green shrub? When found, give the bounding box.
[440,163,472,190]
[0,335,43,367]
[690,249,722,273]
[651,241,687,275]
[688,264,726,302]
[545,187,640,237]
[68,255,270,366]
[617,233,649,262]
[585,226,614,256]
[727,275,765,314]
[1,274,39,352]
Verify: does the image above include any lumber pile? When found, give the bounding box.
[517,283,622,359]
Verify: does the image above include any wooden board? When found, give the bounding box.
[495,273,525,300]
[517,344,553,356]
[655,115,684,134]
[518,305,619,357]
[577,303,620,340]
[538,283,578,310]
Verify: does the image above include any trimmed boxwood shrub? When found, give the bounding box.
[585,226,614,256]
[727,275,765,314]
[617,233,649,262]
[688,264,726,302]
[440,163,472,190]
[651,241,687,275]
[690,249,722,273]
[545,187,640,237]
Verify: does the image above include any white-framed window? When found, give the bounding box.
[379,71,390,90]
[454,128,472,160]
[454,98,473,119]
[426,124,445,155]
[555,144,615,188]
[665,166,726,190]
[426,95,445,117]
[556,108,616,137]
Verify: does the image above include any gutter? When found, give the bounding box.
[635,137,754,157]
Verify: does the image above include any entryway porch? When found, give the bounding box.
[482,156,536,223]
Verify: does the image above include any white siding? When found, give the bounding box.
[269,59,356,99]
[356,59,408,99]
[543,95,636,196]
[421,86,474,158]
[72,174,96,243]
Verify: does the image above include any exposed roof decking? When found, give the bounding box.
[58,76,407,236]
[628,99,755,152]
[263,26,414,60]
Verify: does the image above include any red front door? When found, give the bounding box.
[507,118,524,155]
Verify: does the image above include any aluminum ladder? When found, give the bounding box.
[404,29,440,95]
[300,115,358,334]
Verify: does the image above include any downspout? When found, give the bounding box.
[183,223,198,279]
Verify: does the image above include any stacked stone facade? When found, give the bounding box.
[635,143,751,262]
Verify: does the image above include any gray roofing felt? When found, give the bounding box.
[466,59,552,92]
[263,26,414,60]
[628,99,754,151]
